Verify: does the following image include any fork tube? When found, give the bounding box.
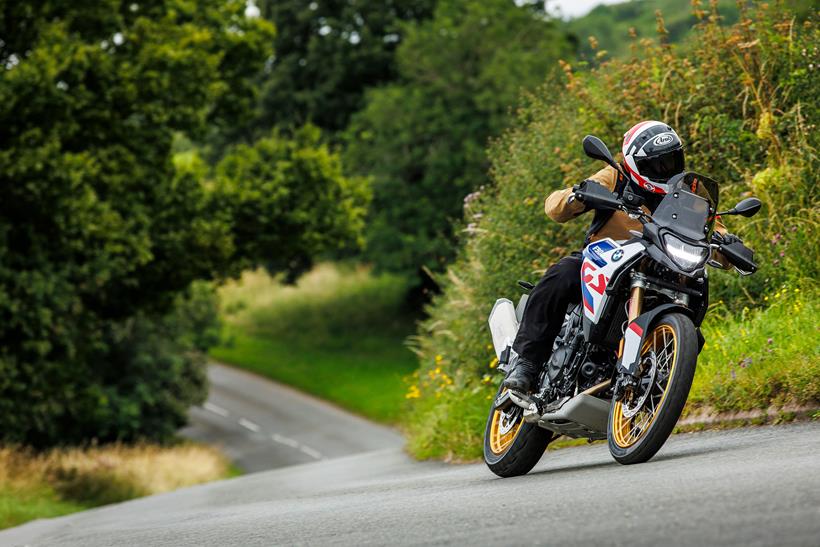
[627,274,647,322]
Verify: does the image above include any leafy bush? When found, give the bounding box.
[403,3,819,460]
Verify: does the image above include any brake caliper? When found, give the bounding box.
[613,372,640,402]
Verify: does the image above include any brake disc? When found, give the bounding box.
[497,407,522,435]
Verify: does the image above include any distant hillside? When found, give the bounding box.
[568,0,741,59]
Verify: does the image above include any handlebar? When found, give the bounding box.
[571,183,650,222]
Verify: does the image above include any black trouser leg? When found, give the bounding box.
[512,253,583,364]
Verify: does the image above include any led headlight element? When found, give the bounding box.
[663,234,709,271]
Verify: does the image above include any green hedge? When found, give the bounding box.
[403,3,819,460]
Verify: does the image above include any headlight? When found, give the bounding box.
[663,234,709,271]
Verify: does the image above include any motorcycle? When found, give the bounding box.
[483,135,761,477]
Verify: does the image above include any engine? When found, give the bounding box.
[536,304,614,407]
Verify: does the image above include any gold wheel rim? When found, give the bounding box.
[611,324,678,449]
[489,390,524,455]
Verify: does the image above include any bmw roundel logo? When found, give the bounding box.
[612,249,624,262]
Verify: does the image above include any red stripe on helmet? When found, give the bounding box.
[623,120,652,147]
[624,162,666,194]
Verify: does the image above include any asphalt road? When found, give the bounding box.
[3,422,818,546]
[179,363,404,472]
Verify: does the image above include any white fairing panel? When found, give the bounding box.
[580,239,644,324]
[488,298,519,359]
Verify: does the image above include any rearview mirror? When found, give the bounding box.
[733,197,762,217]
[582,135,619,170]
[718,197,762,218]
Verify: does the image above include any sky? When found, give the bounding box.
[545,0,628,19]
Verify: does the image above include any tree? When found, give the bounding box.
[215,125,370,281]
[0,1,368,446]
[344,0,574,276]
[249,0,436,137]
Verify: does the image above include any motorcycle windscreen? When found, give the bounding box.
[653,173,717,242]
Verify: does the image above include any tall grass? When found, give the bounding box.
[691,287,820,413]
[219,264,412,341]
[0,443,232,529]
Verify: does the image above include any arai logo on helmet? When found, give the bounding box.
[653,133,675,146]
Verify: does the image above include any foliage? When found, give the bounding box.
[215,126,371,281]
[403,3,819,460]
[0,442,232,529]
[248,0,436,137]
[691,287,820,413]
[0,1,367,446]
[212,265,418,422]
[344,0,575,277]
[567,0,740,60]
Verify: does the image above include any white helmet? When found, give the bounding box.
[622,120,685,194]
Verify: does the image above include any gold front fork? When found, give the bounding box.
[627,283,645,322]
[619,273,647,359]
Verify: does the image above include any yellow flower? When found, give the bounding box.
[435,354,443,363]
[405,385,421,399]
[489,357,499,369]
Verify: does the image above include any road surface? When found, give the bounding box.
[179,363,404,472]
[3,422,818,546]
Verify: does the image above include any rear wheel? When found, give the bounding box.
[483,385,553,477]
[607,313,697,465]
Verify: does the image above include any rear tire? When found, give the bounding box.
[607,313,697,465]
[483,385,553,477]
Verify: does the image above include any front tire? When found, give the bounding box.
[483,385,553,477]
[607,313,697,465]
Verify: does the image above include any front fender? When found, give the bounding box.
[617,304,692,375]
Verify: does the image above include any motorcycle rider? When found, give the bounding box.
[504,120,729,393]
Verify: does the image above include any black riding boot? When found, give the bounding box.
[502,354,540,393]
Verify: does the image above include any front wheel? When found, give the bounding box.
[483,385,553,477]
[607,313,697,465]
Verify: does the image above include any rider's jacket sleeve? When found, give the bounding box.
[544,166,617,222]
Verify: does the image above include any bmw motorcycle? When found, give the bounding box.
[483,135,761,477]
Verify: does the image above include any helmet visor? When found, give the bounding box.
[636,149,684,182]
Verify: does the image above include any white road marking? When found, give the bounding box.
[204,403,320,460]
[299,445,323,460]
[272,433,299,448]
[238,418,260,433]
[203,402,229,417]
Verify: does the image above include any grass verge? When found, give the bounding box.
[210,264,419,423]
[0,443,234,530]
[687,287,819,414]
